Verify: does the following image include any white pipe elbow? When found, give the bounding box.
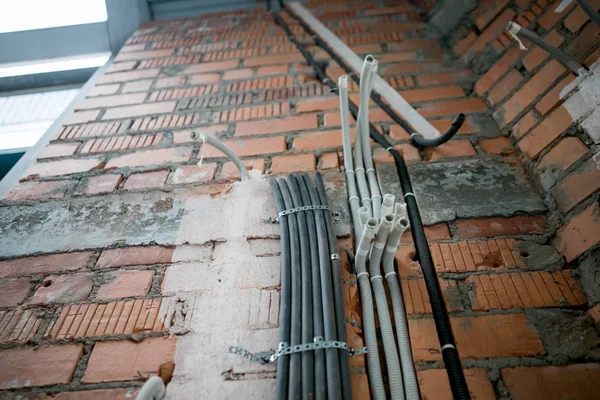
[135,376,166,400]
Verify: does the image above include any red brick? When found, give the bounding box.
[538,137,588,171]
[518,106,573,159]
[122,79,153,93]
[186,73,222,86]
[536,74,576,116]
[589,304,600,327]
[389,124,410,139]
[479,136,514,155]
[467,270,586,310]
[38,143,80,159]
[244,53,305,67]
[102,101,176,120]
[399,278,462,314]
[454,32,478,56]
[4,180,77,201]
[378,52,418,62]
[235,115,318,136]
[172,125,228,144]
[502,364,600,400]
[97,68,160,84]
[293,129,349,150]
[65,110,100,125]
[323,111,356,127]
[553,157,600,212]
[522,31,565,71]
[418,368,496,400]
[496,60,566,127]
[223,68,254,80]
[351,374,370,400]
[365,5,412,15]
[257,65,288,76]
[154,75,187,88]
[465,9,517,60]
[204,137,286,158]
[475,47,522,95]
[487,69,523,107]
[565,22,600,60]
[78,93,146,110]
[96,246,174,269]
[511,110,539,139]
[373,144,420,163]
[183,60,239,74]
[81,133,163,154]
[564,4,595,32]
[554,201,600,262]
[0,344,83,389]
[538,1,574,29]
[424,140,477,161]
[456,215,547,238]
[96,270,155,300]
[107,61,137,74]
[89,84,120,96]
[431,118,479,135]
[126,171,168,192]
[24,157,104,179]
[115,49,174,62]
[0,278,30,307]
[318,152,339,170]
[418,98,487,118]
[270,153,316,174]
[410,314,544,361]
[51,388,141,399]
[474,0,511,29]
[77,174,123,195]
[30,273,93,305]
[0,251,93,278]
[82,337,176,383]
[296,97,339,113]
[105,146,193,169]
[220,159,266,180]
[401,86,465,103]
[171,163,217,184]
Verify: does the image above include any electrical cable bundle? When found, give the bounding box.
[269,172,352,400]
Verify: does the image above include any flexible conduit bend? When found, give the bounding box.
[191,132,249,179]
[370,213,405,399]
[383,216,420,400]
[356,218,386,400]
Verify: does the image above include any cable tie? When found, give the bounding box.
[330,253,340,261]
[441,344,456,351]
[361,198,371,203]
[410,133,418,138]
[384,271,397,278]
[373,242,386,249]
[403,192,415,198]
[385,244,399,252]
[355,167,365,172]
[372,194,382,199]
[345,170,355,175]
[366,168,375,173]
[386,146,394,152]
[370,275,383,282]
[349,196,360,202]
[356,271,369,279]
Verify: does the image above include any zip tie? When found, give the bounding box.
[345,170,355,175]
[385,244,399,253]
[403,192,415,198]
[372,194,382,199]
[278,205,330,218]
[331,253,340,260]
[386,146,394,152]
[441,344,456,351]
[373,242,386,249]
[409,133,417,138]
[366,168,375,173]
[370,275,383,282]
[356,271,369,279]
[361,197,372,203]
[349,196,360,202]
[384,271,397,278]
[355,167,365,172]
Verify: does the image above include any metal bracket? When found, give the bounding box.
[229,337,368,364]
[262,205,331,224]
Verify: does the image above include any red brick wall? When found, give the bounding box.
[1,0,599,398]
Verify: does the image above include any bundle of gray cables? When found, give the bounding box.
[339,57,420,400]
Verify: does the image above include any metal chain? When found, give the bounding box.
[229,337,368,364]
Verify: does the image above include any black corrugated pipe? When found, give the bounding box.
[268,179,292,400]
[576,0,600,27]
[313,172,353,400]
[280,8,471,400]
[303,174,343,400]
[286,175,315,400]
[277,179,302,399]
[411,113,466,148]
[296,175,327,400]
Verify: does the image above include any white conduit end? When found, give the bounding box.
[135,376,166,400]
[506,22,527,50]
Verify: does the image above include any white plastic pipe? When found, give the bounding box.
[135,376,166,400]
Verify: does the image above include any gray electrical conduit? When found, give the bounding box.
[382,215,421,400]
[135,376,166,400]
[356,218,386,400]
[339,75,362,240]
[360,56,383,221]
[191,132,249,179]
[369,212,405,400]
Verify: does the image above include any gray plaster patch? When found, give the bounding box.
[574,248,600,304]
[320,170,351,238]
[515,241,565,270]
[376,159,546,225]
[527,308,600,363]
[0,191,186,258]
